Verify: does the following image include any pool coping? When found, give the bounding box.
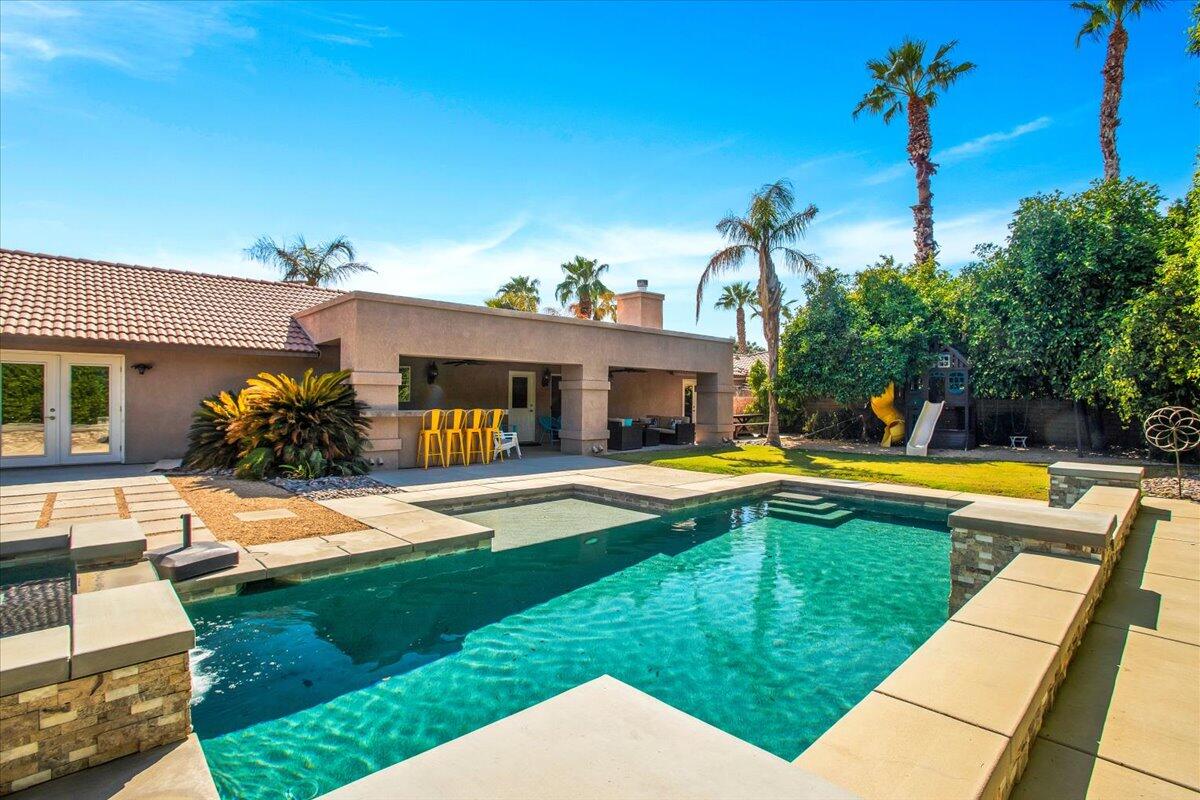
[170,467,1043,602]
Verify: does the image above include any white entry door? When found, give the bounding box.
[0,351,125,467]
[507,370,537,443]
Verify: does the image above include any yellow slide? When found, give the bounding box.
[870,382,906,447]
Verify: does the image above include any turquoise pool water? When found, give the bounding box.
[189,498,950,800]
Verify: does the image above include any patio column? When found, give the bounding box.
[694,371,733,445]
[559,363,610,455]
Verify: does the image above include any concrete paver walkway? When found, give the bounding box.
[0,475,211,550]
[1013,497,1200,799]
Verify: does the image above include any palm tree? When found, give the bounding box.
[244,235,375,287]
[1073,0,1164,180]
[555,256,611,320]
[853,39,975,266]
[714,282,756,353]
[594,291,618,322]
[697,180,819,447]
[485,275,541,312]
[750,286,798,325]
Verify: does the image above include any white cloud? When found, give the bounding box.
[98,208,1012,337]
[861,161,910,186]
[309,33,371,47]
[939,116,1052,163]
[860,116,1053,185]
[357,217,722,305]
[809,207,1011,270]
[0,1,255,92]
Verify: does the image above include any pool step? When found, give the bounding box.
[774,492,826,504]
[768,498,839,514]
[768,506,854,527]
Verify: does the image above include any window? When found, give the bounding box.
[936,353,952,369]
[947,371,966,395]
[511,376,529,409]
[396,365,412,404]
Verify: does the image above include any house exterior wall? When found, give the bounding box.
[608,371,693,420]
[0,336,337,464]
[395,358,553,414]
[297,294,733,464]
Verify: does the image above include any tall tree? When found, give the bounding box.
[751,286,799,324]
[244,235,374,287]
[555,256,612,320]
[713,282,757,353]
[854,39,975,266]
[1073,0,1164,180]
[485,275,541,312]
[958,178,1165,453]
[697,180,819,447]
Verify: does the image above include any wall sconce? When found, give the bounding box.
[426,361,439,384]
[541,368,551,388]
[132,363,153,375]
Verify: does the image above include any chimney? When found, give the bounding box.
[615,279,664,329]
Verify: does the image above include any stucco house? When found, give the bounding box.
[0,249,734,470]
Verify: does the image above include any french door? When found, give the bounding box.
[0,351,124,467]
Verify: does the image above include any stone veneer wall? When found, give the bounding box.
[0,653,191,794]
[1049,472,1140,508]
[949,530,1105,613]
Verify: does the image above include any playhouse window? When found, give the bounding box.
[947,370,966,395]
[937,353,952,369]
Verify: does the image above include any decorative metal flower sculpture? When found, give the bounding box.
[1144,406,1200,499]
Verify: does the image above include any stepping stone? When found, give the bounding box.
[70,519,146,564]
[233,508,297,522]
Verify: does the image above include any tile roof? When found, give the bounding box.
[733,351,767,377]
[0,249,341,354]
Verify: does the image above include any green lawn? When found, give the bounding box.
[609,445,1050,500]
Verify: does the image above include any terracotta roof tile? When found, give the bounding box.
[733,351,767,377]
[0,249,341,354]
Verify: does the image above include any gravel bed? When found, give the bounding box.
[266,475,398,500]
[1141,475,1200,503]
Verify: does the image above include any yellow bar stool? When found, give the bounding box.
[442,409,469,466]
[484,408,506,462]
[417,409,447,469]
[463,409,489,465]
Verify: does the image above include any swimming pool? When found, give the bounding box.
[189,496,950,800]
[0,558,73,638]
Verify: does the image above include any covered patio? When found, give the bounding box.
[295,283,734,469]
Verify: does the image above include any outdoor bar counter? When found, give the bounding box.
[363,408,430,469]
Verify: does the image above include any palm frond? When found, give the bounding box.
[777,246,820,276]
[773,204,820,245]
[319,236,356,264]
[696,245,751,320]
[1072,0,1112,44]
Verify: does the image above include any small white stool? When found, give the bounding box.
[1009,435,1028,449]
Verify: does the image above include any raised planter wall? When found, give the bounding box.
[1048,461,1144,508]
[947,503,1116,613]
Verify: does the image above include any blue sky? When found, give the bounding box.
[1,0,1196,338]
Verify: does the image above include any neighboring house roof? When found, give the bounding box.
[732,351,767,379]
[0,249,341,354]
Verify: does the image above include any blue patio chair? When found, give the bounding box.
[537,415,561,444]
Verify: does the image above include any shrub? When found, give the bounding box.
[183,369,371,479]
[184,390,249,470]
